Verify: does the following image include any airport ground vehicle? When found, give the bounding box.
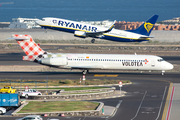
[16,115,43,120]
[0,86,16,93]
[0,107,6,115]
[18,89,42,99]
[0,93,19,107]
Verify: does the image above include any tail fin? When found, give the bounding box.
[12,34,46,62]
[128,15,158,36]
[12,34,45,56]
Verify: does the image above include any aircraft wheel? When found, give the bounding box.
[91,39,95,43]
[25,94,28,99]
[82,70,89,75]
[0,110,2,115]
[162,70,165,75]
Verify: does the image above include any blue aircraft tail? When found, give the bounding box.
[127,15,159,36]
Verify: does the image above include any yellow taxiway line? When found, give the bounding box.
[161,82,173,120]
[94,74,118,77]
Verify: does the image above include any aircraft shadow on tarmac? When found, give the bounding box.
[0,71,174,75]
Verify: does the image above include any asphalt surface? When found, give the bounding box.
[0,72,178,120]
[0,52,180,65]
[0,51,180,120]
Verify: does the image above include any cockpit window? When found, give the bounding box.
[42,19,45,21]
[157,59,164,62]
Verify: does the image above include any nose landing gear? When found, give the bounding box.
[162,70,165,75]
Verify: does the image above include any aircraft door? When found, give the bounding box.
[151,60,155,67]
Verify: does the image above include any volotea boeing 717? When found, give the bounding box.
[11,34,173,75]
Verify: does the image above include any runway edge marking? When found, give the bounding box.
[161,82,173,120]
[166,86,175,120]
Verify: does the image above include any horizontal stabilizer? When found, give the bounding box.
[9,34,31,41]
[139,36,154,39]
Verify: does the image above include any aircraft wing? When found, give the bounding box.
[86,20,116,37]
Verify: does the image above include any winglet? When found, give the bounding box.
[105,20,116,33]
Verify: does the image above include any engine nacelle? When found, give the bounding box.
[41,56,67,66]
[74,31,86,38]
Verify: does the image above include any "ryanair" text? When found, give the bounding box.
[52,20,97,32]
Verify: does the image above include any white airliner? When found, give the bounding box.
[11,34,173,75]
[36,15,158,43]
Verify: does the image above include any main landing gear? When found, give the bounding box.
[91,39,95,43]
[82,70,89,75]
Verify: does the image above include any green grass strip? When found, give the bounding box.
[34,87,108,91]
[18,101,99,113]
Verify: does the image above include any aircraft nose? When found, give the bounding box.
[169,63,174,70]
[165,62,174,70]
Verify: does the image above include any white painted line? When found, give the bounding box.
[82,116,86,120]
[108,100,123,118]
[131,91,147,120]
[116,100,122,108]
[155,86,167,120]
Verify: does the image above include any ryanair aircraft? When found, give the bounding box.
[36,15,158,43]
[11,34,173,75]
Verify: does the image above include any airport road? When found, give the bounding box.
[0,72,178,120]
